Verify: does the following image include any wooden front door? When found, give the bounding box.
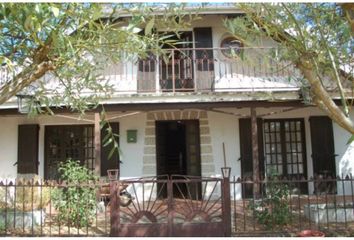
[156,120,201,199]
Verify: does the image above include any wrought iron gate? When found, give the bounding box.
[109,173,231,237]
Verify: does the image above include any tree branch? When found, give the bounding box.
[0,61,55,105]
[312,5,350,116]
[298,58,354,134]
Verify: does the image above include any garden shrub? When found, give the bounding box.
[51,159,98,228]
[248,172,291,229]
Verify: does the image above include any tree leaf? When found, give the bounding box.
[51,6,60,17]
[102,133,111,144]
[347,135,354,145]
[145,18,154,35]
[24,15,32,31]
[103,138,112,147]
[108,146,117,159]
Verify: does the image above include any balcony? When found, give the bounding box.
[0,47,303,99]
[103,47,302,95]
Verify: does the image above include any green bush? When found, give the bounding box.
[248,173,291,229]
[51,159,98,228]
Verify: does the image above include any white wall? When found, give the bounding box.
[0,117,19,179]
[208,110,241,177]
[333,111,354,195]
[116,112,146,179]
[208,110,242,199]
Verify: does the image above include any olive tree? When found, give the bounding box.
[0,3,196,114]
[225,3,354,139]
[0,3,198,159]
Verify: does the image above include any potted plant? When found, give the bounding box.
[107,169,119,181]
[297,230,325,237]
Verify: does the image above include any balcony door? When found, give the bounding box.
[137,28,214,92]
[160,31,194,92]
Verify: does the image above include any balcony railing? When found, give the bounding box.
[0,47,303,96]
[104,47,302,94]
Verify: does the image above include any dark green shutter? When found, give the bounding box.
[194,27,214,71]
[138,52,156,72]
[101,122,120,176]
[138,30,155,72]
[309,116,336,176]
[239,118,264,198]
[309,116,336,193]
[17,124,39,174]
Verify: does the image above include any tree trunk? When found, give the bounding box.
[0,61,54,105]
[298,59,354,134]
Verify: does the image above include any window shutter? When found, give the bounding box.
[138,30,155,72]
[239,118,264,198]
[194,27,214,71]
[138,52,156,72]
[309,116,336,194]
[100,122,120,176]
[309,116,336,175]
[17,124,39,174]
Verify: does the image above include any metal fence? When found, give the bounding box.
[230,175,354,237]
[109,175,228,237]
[0,179,111,237]
[0,175,353,237]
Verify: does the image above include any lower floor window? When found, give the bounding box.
[263,119,307,178]
[45,125,94,179]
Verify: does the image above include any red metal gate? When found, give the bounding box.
[109,172,231,237]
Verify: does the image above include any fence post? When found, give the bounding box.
[221,167,231,237]
[172,49,175,93]
[167,177,173,236]
[110,181,119,236]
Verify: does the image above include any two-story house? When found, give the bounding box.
[0,4,353,199]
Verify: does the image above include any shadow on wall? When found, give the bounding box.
[338,143,354,195]
[339,143,354,176]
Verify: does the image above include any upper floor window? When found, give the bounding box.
[220,37,243,58]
